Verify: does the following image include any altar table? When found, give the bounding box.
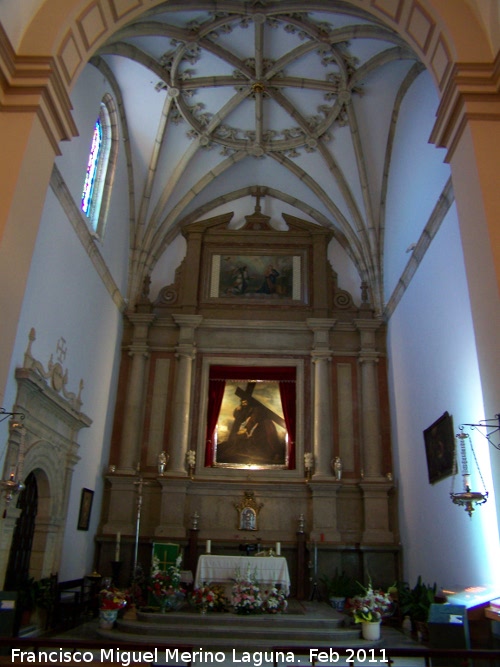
[195,555,290,594]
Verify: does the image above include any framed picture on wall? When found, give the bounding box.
[206,250,306,304]
[77,488,94,530]
[423,411,456,484]
[205,365,297,470]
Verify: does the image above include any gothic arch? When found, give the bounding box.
[16,0,492,99]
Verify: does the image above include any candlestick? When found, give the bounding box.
[115,532,121,561]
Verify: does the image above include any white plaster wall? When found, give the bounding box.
[0,65,131,582]
[384,71,450,304]
[55,65,130,290]
[387,204,500,592]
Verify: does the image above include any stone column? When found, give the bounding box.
[119,313,156,473]
[355,321,393,544]
[169,315,203,474]
[356,321,384,480]
[307,319,336,478]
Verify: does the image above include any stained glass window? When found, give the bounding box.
[80,96,118,237]
[81,118,102,216]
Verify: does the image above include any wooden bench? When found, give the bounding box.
[55,578,93,629]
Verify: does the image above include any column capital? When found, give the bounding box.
[354,319,383,336]
[311,351,332,363]
[306,318,336,351]
[172,314,203,347]
[125,312,157,326]
[0,24,78,151]
[358,353,379,364]
[306,318,337,332]
[430,57,500,161]
[175,346,196,361]
[172,314,203,329]
[355,318,383,351]
[126,312,156,349]
[127,344,150,358]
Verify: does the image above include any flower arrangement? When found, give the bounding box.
[349,580,393,623]
[191,583,228,612]
[231,567,263,614]
[148,555,185,611]
[262,586,288,614]
[99,586,127,611]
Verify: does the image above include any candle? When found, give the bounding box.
[276,542,281,556]
[115,532,121,561]
[206,539,211,553]
[314,541,318,575]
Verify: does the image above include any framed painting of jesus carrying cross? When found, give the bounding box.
[205,365,296,470]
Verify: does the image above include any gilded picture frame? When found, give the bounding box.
[213,379,289,469]
[424,411,456,485]
[206,250,306,304]
[77,487,94,531]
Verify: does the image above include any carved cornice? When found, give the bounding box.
[430,53,500,161]
[0,24,77,154]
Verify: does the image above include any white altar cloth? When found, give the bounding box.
[195,555,290,594]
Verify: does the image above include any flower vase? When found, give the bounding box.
[361,620,381,641]
[99,609,118,629]
[200,604,207,615]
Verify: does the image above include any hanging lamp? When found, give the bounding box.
[450,429,488,517]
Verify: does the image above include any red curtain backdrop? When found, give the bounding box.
[204,379,226,466]
[279,380,296,468]
[206,366,296,468]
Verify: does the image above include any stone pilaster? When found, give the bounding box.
[308,481,342,543]
[359,481,394,544]
[101,475,142,536]
[155,477,190,539]
[119,313,156,473]
[169,315,203,474]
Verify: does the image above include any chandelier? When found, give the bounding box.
[0,407,27,513]
[450,429,488,517]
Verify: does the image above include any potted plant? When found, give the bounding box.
[148,555,185,613]
[98,586,127,629]
[262,586,288,614]
[349,580,394,640]
[397,576,437,641]
[231,567,263,614]
[320,570,358,611]
[190,583,228,613]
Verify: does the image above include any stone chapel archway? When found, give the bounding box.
[0,331,91,588]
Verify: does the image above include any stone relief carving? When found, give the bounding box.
[22,328,84,410]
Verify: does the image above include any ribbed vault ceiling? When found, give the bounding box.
[91,1,426,313]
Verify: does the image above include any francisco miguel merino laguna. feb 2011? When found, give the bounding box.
[10,648,298,666]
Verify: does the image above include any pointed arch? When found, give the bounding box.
[81,93,119,238]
